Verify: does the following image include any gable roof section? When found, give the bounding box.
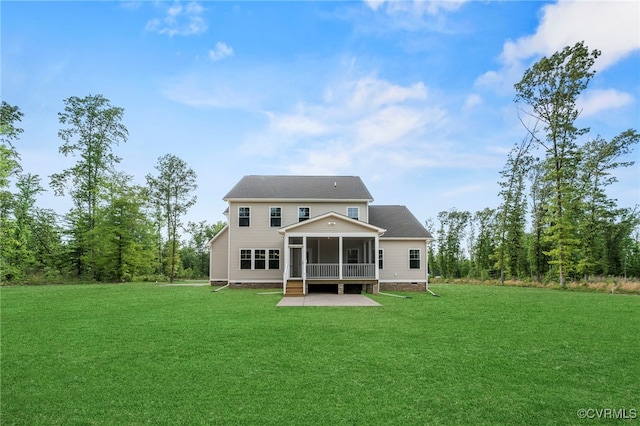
[206,224,228,247]
[369,205,432,239]
[224,175,374,201]
[278,211,386,235]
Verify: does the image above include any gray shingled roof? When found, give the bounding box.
[224,175,374,201]
[369,205,432,239]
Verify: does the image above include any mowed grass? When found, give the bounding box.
[1,284,638,425]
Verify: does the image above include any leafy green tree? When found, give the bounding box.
[425,218,438,278]
[182,220,225,279]
[494,137,534,283]
[146,154,197,283]
[92,173,156,282]
[514,42,600,287]
[471,208,497,280]
[50,94,128,279]
[0,101,23,188]
[575,131,639,280]
[0,102,24,283]
[436,209,471,279]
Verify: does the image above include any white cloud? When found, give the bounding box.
[501,0,639,71]
[578,89,634,118]
[463,94,482,110]
[146,1,207,37]
[268,112,328,136]
[364,0,467,16]
[477,0,640,92]
[209,42,234,61]
[235,72,508,177]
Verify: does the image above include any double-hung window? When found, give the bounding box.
[239,249,281,270]
[240,249,252,269]
[347,207,359,220]
[255,250,266,269]
[298,207,310,222]
[269,250,280,270]
[409,249,421,269]
[238,207,250,227]
[270,207,282,227]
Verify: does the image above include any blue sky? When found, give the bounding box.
[3,0,639,231]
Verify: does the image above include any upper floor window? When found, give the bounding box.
[298,207,310,222]
[270,207,282,227]
[409,249,421,269]
[347,207,359,220]
[238,207,250,227]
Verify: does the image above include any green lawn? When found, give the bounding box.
[1,284,638,425]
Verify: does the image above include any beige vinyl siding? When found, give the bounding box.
[227,201,369,281]
[291,215,374,234]
[281,201,369,226]
[228,202,285,281]
[378,239,427,282]
[209,226,229,281]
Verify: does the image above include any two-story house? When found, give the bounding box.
[209,175,432,296]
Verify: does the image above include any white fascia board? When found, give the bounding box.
[224,197,373,203]
[278,211,386,235]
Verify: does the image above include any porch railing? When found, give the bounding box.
[306,263,375,279]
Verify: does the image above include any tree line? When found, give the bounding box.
[1,42,638,286]
[427,43,640,285]
[1,95,224,284]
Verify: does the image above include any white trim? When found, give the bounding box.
[239,248,281,270]
[409,248,421,270]
[278,211,386,235]
[206,224,228,246]
[269,206,282,228]
[224,197,373,203]
[238,206,251,228]
[346,206,359,220]
[287,232,380,238]
[298,206,310,222]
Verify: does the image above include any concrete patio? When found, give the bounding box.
[276,293,381,307]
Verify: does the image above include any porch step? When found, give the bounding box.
[285,281,304,297]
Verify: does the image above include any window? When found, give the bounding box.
[378,249,384,270]
[255,250,266,269]
[289,236,303,245]
[240,249,252,269]
[240,249,280,270]
[298,207,310,222]
[270,207,282,227]
[238,207,250,227]
[347,248,359,264]
[347,207,359,220]
[269,250,280,270]
[409,249,421,269]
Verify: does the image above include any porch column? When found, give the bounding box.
[338,236,343,279]
[374,236,379,280]
[302,236,307,282]
[283,234,289,294]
